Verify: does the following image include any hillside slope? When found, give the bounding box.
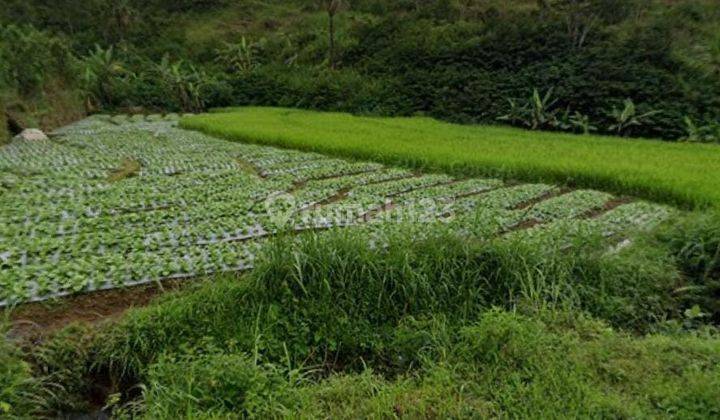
[2,0,719,141]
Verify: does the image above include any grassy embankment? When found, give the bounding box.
[3,227,718,418]
[3,107,719,417]
[182,107,720,209]
[0,89,85,145]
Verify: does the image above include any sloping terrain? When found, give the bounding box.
[183,107,720,209]
[0,114,672,306]
[1,115,718,418]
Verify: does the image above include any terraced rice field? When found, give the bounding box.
[0,115,675,306]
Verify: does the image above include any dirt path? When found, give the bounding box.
[7,281,190,341]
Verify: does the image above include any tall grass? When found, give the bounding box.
[0,323,42,418]
[655,211,720,323]
[140,310,720,418]
[181,107,720,209]
[93,225,680,381]
[17,222,719,417]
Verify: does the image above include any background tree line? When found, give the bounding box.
[1,0,719,141]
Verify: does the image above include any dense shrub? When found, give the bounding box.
[0,24,83,134]
[3,1,718,139]
[112,309,720,418]
[0,25,77,96]
[655,212,720,323]
[92,225,684,382]
[144,352,292,418]
[19,223,719,417]
[337,11,720,139]
[227,65,398,114]
[0,328,39,418]
[0,106,8,142]
[77,49,235,113]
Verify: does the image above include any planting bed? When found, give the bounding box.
[0,115,676,306]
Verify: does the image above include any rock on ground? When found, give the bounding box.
[16,129,49,141]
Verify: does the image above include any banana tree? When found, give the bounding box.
[81,45,127,112]
[608,99,660,136]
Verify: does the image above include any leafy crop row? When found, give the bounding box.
[0,116,676,305]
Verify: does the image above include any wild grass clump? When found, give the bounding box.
[0,111,9,145]
[143,351,297,419]
[17,221,720,417]
[655,211,720,323]
[93,225,684,383]
[137,310,720,418]
[29,324,98,414]
[0,324,42,418]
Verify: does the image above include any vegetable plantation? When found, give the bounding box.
[3,0,720,416]
[0,115,675,306]
[182,108,720,209]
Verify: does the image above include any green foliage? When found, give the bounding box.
[226,65,392,114]
[567,111,597,135]
[655,212,720,323]
[442,311,720,418]
[3,3,720,415]
[76,48,228,112]
[338,4,720,139]
[0,326,40,418]
[4,0,718,139]
[93,223,684,381]
[182,108,720,209]
[30,325,97,414]
[0,108,8,143]
[151,0,230,13]
[214,37,258,74]
[0,25,76,96]
[0,24,84,134]
[80,45,127,111]
[607,98,661,136]
[18,216,720,417]
[682,117,720,143]
[93,297,720,418]
[499,88,561,130]
[144,351,295,418]
[154,56,208,112]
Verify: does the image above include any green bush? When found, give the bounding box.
[93,225,685,382]
[655,212,720,323]
[190,1,718,140]
[144,352,293,418]
[0,24,83,133]
[0,327,40,418]
[77,48,235,113]
[134,310,720,418]
[0,108,8,143]
[226,65,397,115]
[21,220,714,417]
[338,10,720,139]
[0,25,76,96]
[5,1,718,139]
[30,325,97,414]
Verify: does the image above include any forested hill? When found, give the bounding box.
[1,0,719,141]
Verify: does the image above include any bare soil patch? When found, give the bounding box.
[7,280,190,341]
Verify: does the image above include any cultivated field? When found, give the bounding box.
[183,107,720,209]
[0,114,673,306]
[3,112,720,418]
[4,0,720,416]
